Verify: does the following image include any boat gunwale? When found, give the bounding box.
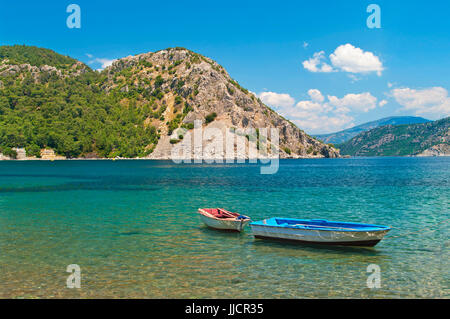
[198,208,250,221]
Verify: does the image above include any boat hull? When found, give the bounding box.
[200,214,251,232]
[198,209,251,232]
[250,221,390,247]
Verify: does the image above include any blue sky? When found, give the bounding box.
[1,0,449,134]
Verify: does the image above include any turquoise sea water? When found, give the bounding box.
[0,157,448,298]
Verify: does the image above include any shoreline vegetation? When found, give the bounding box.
[1,154,448,161]
[0,155,332,161]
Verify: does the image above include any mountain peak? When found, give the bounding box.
[0,45,81,69]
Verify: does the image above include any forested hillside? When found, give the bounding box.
[338,117,449,156]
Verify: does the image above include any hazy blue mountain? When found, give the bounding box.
[315,116,431,144]
[338,117,449,156]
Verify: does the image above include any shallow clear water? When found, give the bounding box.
[0,158,448,298]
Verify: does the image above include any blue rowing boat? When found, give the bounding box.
[250,218,391,247]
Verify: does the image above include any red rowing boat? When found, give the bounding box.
[198,208,251,232]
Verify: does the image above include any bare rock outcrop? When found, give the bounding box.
[416,143,450,157]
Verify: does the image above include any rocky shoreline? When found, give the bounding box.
[416,143,450,157]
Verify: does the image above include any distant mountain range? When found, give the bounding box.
[315,116,431,145]
[338,117,449,157]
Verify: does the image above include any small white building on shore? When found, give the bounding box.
[12,148,27,160]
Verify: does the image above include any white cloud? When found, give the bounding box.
[379,99,388,107]
[303,41,309,48]
[330,44,383,76]
[307,89,325,103]
[328,92,378,112]
[257,91,295,108]
[348,74,361,82]
[391,87,450,119]
[270,89,381,134]
[302,51,334,73]
[303,44,383,76]
[292,113,355,134]
[95,58,116,70]
[86,54,117,70]
[256,88,384,133]
[295,100,330,113]
[287,102,354,133]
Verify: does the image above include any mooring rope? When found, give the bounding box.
[386,218,450,239]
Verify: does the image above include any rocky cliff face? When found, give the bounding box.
[102,48,339,159]
[416,143,450,157]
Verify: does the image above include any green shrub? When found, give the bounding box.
[0,146,17,158]
[183,102,193,115]
[174,96,183,105]
[141,60,153,68]
[155,91,164,100]
[176,80,185,91]
[182,123,195,130]
[190,55,201,64]
[205,112,217,124]
[167,118,181,135]
[154,75,164,88]
[26,144,41,158]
